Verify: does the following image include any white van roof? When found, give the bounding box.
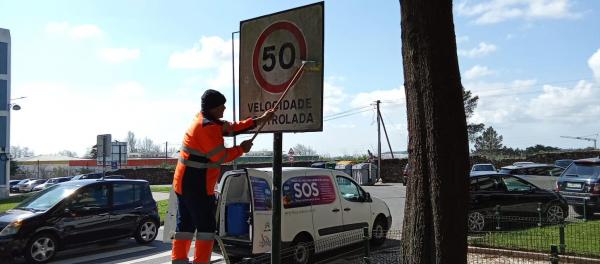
[248,167,328,173]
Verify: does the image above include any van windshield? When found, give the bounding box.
[17,185,78,211]
[563,163,600,179]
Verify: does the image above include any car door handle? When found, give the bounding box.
[332,208,340,212]
[344,208,351,212]
[134,206,143,210]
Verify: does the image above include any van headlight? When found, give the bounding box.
[0,220,23,236]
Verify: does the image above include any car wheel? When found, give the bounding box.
[546,204,565,224]
[468,211,486,232]
[25,233,58,264]
[289,235,313,264]
[371,217,388,246]
[134,218,158,244]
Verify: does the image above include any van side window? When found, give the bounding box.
[336,176,363,202]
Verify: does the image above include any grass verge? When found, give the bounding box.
[151,186,172,193]
[0,193,33,213]
[158,199,169,225]
[469,220,600,258]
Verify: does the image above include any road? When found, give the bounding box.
[11,183,407,264]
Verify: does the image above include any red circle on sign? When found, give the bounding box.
[252,21,307,94]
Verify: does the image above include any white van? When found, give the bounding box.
[164,167,392,264]
[218,167,391,263]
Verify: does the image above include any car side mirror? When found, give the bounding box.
[364,192,372,203]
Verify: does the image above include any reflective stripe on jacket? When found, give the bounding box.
[172,112,255,196]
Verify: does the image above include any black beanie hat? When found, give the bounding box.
[201,89,226,111]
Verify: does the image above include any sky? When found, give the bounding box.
[1,0,599,158]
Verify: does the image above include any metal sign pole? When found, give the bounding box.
[272,132,283,264]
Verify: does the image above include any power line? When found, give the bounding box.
[324,108,373,122]
[323,105,372,119]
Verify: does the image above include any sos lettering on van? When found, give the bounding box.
[282,176,336,209]
[251,177,272,211]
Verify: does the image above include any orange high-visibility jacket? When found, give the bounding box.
[173,113,255,196]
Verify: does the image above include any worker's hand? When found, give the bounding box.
[255,109,275,126]
[240,139,253,153]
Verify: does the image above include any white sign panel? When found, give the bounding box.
[239,2,324,133]
[97,134,112,165]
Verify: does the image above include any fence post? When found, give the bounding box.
[559,221,566,254]
[583,199,588,221]
[537,202,543,227]
[363,227,371,264]
[495,205,501,230]
[550,245,559,264]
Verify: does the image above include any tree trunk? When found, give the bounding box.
[400,0,470,263]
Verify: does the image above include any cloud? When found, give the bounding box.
[98,48,140,64]
[456,35,470,44]
[457,0,581,24]
[112,81,145,99]
[11,81,198,156]
[464,65,495,80]
[168,36,233,69]
[323,79,349,115]
[526,81,600,122]
[589,48,600,82]
[351,88,405,112]
[45,22,104,39]
[458,42,497,58]
[463,79,537,124]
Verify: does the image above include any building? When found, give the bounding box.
[0,28,10,198]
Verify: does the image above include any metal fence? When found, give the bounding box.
[228,211,600,263]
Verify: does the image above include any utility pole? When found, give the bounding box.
[378,109,394,159]
[376,100,381,181]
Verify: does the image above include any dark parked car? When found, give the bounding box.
[70,173,103,180]
[555,159,574,169]
[0,179,159,263]
[499,164,565,190]
[556,157,600,218]
[11,179,31,193]
[9,180,21,193]
[468,174,568,232]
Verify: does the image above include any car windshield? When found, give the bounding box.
[16,184,78,211]
[473,165,495,171]
[563,163,600,179]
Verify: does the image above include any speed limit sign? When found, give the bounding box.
[239,2,324,133]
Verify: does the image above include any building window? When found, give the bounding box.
[0,42,7,75]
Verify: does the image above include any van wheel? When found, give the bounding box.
[25,232,58,264]
[371,217,388,246]
[289,235,313,264]
[134,218,158,244]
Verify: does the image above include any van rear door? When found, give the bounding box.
[248,169,273,254]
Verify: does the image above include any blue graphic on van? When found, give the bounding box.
[251,177,272,211]
[282,175,336,209]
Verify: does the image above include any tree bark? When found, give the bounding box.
[400,0,470,263]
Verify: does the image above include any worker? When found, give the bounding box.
[171,89,273,264]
